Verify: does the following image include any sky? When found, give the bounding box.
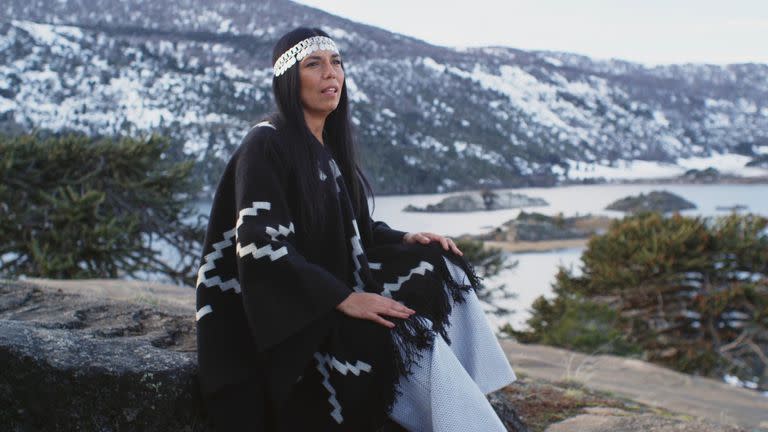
[294,0,768,65]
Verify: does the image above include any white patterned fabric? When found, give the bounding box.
[273,36,339,76]
[389,257,517,431]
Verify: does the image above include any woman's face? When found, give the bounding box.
[298,49,345,119]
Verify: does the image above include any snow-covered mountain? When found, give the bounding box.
[3,0,767,194]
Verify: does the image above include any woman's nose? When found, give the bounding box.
[323,61,337,78]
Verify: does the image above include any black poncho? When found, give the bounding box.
[195,122,481,431]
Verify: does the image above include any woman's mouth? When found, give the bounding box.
[321,86,338,95]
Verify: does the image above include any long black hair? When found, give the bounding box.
[268,27,374,236]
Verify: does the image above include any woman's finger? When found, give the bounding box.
[376,315,395,328]
[385,300,414,314]
[440,236,450,250]
[385,309,412,318]
[447,238,463,256]
[394,304,415,314]
[391,306,415,314]
[395,301,416,313]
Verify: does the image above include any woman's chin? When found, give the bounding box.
[323,102,341,114]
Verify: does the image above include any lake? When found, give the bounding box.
[362,183,768,331]
[196,183,768,331]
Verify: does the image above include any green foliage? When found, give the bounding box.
[578,212,711,297]
[508,212,768,391]
[505,269,642,356]
[455,237,515,280]
[0,133,205,286]
[455,237,518,316]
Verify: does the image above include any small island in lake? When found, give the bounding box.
[606,190,696,213]
[472,211,613,253]
[404,190,548,213]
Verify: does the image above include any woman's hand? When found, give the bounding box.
[336,292,416,328]
[403,232,463,256]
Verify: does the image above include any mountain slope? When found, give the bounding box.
[2,0,767,194]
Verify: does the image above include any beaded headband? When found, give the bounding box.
[273,36,340,77]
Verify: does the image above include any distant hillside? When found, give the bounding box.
[2,0,767,194]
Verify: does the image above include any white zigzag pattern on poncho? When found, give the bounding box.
[196,123,279,320]
[195,201,294,299]
[319,165,327,181]
[349,219,367,292]
[195,304,213,321]
[380,261,434,298]
[326,157,367,292]
[328,158,342,193]
[196,227,240,294]
[235,201,294,262]
[313,352,373,424]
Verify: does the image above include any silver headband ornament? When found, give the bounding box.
[273,36,340,77]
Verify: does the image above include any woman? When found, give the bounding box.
[195,27,516,431]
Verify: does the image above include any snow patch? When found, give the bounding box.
[0,97,16,113]
[653,110,669,127]
[724,374,759,390]
[452,140,504,165]
[566,153,768,181]
[566,159,684,180]
[403,155,420,166]
[325,27,358,42]
[704,98,732,109]
[413,136,448,152]
[457,64,604,134]
[217,19,233,33]
[13,20,82,48]
[657,135,683,152]
[542,56,563,67]
[345,77,369,103]
[677,153,766,177]
[422,57,446,74]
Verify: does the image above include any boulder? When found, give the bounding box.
[0,278,204,431]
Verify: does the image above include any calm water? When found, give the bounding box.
[368,183,768,237]
[195,183,768,331]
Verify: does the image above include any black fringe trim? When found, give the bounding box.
[381,248,484,415]
[429,249,484,346]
